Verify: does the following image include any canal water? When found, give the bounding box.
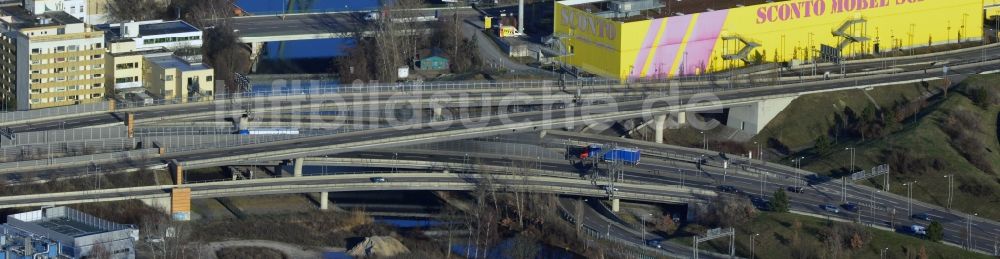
[236,0,381,74]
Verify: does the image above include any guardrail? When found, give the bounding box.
[0,148,159,173]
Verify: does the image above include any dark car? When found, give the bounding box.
[370,177,388,183]
[646,238,664,249]
[717,185,740,193]
[787,186,805,193]
[911,213,932,221]
[841,202,859,212]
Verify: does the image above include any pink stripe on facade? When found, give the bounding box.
[649,15,693,78]
[679,10,728,76]
[630,19,664,78]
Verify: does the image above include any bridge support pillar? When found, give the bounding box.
[432,107,443,120]
[724,96,796,134]
[249,42,265,73]
[320,191,329,210]
[126,113,134,138]
[170,159,183,185]
[293,158,304,177]
[170,188,192,221]
[675,111,686,125]
[611,198,620,212]
[654,114,666,143]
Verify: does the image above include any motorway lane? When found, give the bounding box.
[540,133,1000,253]
[332,149,1000,254]
[8,45,1000,133]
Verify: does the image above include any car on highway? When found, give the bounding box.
[646,238,664,249]
[751,196,772,211]
[717,185,741,194]
[841,202,859,212]
[370,177,388,183]
[820,204,840,214]
[911,212,932,221]
[786,186,805,193]
[599,185,619,194]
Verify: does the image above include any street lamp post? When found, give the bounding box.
[871,189,880,226]
[844,147,856,203]
[750,233,760,259]
[794,157,804,189]
[701,131,706,150]
[968,212,978,250]
[903,181,917,216]
[944,174,954,210]
[880,247,889,259]
[641,213,653,246]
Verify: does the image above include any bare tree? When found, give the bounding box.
[105,0,166,22]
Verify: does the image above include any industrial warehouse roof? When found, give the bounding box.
[7,207,133,239]
[561,0,769,21]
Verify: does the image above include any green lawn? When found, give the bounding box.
[754,79,945,151]
[794,76,1000,220]
[673,212,991,259]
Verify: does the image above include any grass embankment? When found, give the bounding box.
[677,212,991,259]
[765,74,1000,220]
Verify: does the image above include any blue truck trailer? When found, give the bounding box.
[579,144,641,165]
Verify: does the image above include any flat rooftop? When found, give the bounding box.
[0,7,82,29]
[562,0,768,22]
[96,20,200,42]
[7,207,133,240]
[145,53,210,72]
[34,217,106,237]
[139,21,199,36]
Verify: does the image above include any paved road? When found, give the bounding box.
[7,41,999,134]
[304,146,1000,255]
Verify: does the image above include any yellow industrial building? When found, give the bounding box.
[555,0,986,80]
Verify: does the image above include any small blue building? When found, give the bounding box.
[417,49,449,71]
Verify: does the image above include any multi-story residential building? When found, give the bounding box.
[0,8,106,110]
[97,20,213,102]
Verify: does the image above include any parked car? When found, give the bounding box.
[820,204,840,213]
[370,177,388,183]
[911,212,932,221]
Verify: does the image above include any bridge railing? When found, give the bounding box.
[0,148,158,173]
[0,101,108,125]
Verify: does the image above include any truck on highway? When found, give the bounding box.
[578,144,641,165]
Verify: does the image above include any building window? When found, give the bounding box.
[56,57,65,62]
[92,93,101,98]
[56,46,65,52]
[30,98,39,103]
[30,89,40,93]
[165,75,173,81]
[30,70,39,74]
[93,64,103,69]
[93,83,102,88]
[206,76,213,82]
[31,78,40,83]
[31,48,40,54]
[95,43,102,49]
[68,86,77,91]
[91,54,102,59]
[68,45,78,51]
